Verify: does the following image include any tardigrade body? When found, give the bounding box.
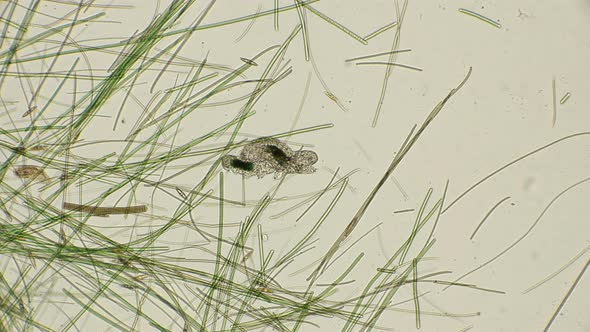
[221,137,318,178]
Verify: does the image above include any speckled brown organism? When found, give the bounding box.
[221,137,318,178]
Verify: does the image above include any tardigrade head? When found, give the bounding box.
[293,150,319,173]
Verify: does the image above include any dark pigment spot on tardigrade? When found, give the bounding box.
[265,145,291,166]
[230,158,255,171]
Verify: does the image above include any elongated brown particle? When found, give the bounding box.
[63,202,147,216]
[14,165,49,182]
[255,287,274,293]
[240,57,258,66]
[30,144,48,151]
[21,106,38,118]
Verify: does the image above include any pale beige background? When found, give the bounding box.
[3,0,590,331]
